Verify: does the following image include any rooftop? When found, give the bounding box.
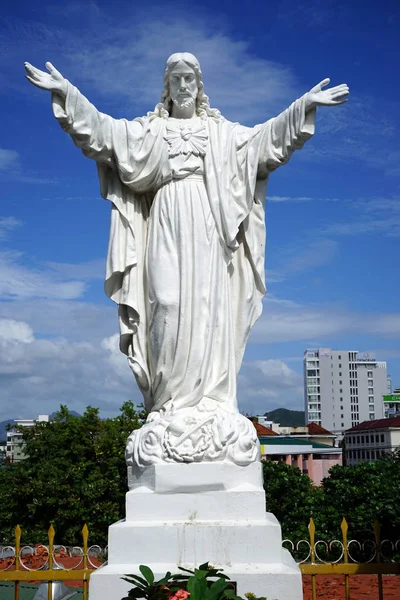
[307,422,335,436]
[346,416,400,432]
[251,421,278,436]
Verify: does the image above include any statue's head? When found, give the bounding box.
[164,53,200,113]
[153,52,220,120]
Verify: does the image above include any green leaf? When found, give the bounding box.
[139,565,155,584]
[207,577,231,600]
[178,566,195,574]
[122,574,149,588]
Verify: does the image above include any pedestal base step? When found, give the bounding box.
[89,550,302,600]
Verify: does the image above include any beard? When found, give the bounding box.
[171,94,196,110]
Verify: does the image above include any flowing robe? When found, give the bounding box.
[52,84,315,414]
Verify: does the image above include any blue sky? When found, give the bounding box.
[0,0,399,420]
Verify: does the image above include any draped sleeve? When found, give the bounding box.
[257,94,316,176]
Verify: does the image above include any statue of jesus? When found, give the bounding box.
[25,53,348,468]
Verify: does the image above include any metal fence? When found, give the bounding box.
[0,519,399,600]
[284,518,400,600]
[0,525,102,600]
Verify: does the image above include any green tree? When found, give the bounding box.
[320,452,400,542]
[0,402,146,545]
[262,460,322,541]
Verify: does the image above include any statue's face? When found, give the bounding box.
[168,61,198,111]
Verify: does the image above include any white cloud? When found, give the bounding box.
[2,13,297,124]
[0,216,22,240]
[0,318,34,344]
[269,195,314,203]
[268,195,340,203]
[238,359,304,414]
[45,259,105,280]
[0,299,116,343]
[0,324,140,421]
[0,250,86,300]
[277,239,338,275]
[0,149,19,171]
[324,196,400,238]
[325,217,400,237]
[249,294,400,345]
[0,149,56,185]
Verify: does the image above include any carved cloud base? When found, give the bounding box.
[88,462,302,600]
[125,400,260,469]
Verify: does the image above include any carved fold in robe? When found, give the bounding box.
[52,85,315,413]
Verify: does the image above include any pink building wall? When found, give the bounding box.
[306,455,342,485]
[262,452,342,485]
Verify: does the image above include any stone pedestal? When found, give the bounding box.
[89,462,302,600]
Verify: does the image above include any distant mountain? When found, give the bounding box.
[49,410,82,420]
[264,408,305,427]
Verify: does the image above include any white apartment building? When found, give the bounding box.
[344,416,400,465]
[304,349,388,435]
[6,414,49,462]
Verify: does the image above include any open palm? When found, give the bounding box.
[24,61,67,96]
[307,78,349,108]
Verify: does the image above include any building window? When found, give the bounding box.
[339,372,342,376]
[338,355,341,359]
[375,434,379,443]
[361,436,364,443]
[367,371,373,377]
[341,422,344,428]
[381,434,384,443]
[366,435,369,443]
[368,387,374,394]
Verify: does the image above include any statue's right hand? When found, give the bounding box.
[24,61,67,96]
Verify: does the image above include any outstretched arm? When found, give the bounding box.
[24,61,140,166]
[257,78,350,174]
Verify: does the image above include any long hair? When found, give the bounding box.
[149,52,222,121]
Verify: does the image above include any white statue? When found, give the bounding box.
[25,53,348,468]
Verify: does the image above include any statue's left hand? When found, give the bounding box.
[24,61,67,97]
[306,78,349,110]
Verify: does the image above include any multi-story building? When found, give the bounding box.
[6,414,49,462]
[383,388,400,418]
[304,349,388,435]
[344,416,400,465]
[251,419,342,485]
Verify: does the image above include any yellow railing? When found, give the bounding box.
[288,517,400,600]
[1,519,400,600]
[0,524,95,600]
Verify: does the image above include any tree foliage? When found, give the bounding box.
[0,402,146,545]
[263,452,400,544]
[1,409,400,547]
[320,451,400,541]
[262,460,322,541]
